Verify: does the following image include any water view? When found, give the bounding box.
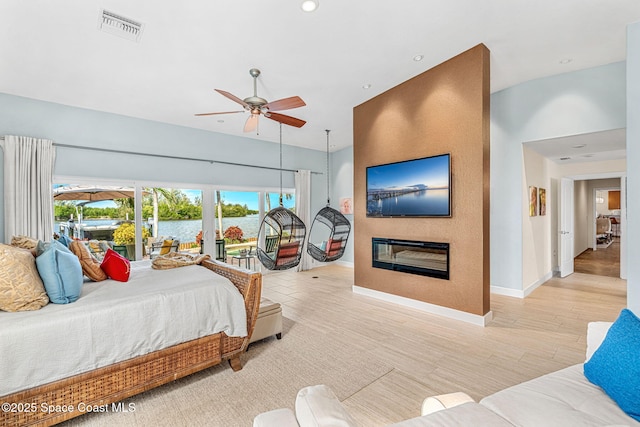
[367,188,449,217]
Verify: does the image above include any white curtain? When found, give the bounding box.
[0,135,56,242]
[295,169,312,271]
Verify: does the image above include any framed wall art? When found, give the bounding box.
[529,186,538,217]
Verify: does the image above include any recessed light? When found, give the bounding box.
[560,58,572,64]
[362,83,371,89]
[582,154,595,158]
[560,156,571,160]
[301,0,319,12]
[572,144,586,149]
[217,119,224,123]
[413,54,424,62]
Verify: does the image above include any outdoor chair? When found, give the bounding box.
[149,237,180,259]
[215,239,226,262]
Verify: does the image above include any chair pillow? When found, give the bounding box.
[101,248,131,282]
[35,240,83,304]
[276,241,300,266]
[583,309,640,421]
[326,239,343,257]
[0,244,49,311]
[69,241,108,282]
[159,239,174,255]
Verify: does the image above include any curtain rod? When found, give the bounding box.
[0,137,321,174]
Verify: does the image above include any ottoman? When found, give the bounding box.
[249,297,283,344]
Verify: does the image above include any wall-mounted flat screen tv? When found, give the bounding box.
[366,153,451,217]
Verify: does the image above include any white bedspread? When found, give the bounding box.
[0,260,247,396]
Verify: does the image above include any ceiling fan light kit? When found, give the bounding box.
[196,68,307,133]
[301,0,319,12]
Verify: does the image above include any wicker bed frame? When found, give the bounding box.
[0,259,262,427]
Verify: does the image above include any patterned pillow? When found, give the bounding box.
[10,235,39,256]
[101,248,131,282]
[0,244,49,312]
[69,241,108,282]
[275,241,300,266]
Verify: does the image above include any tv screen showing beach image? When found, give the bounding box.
[366,153,451,217]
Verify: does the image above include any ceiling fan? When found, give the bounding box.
[196,68,306,133]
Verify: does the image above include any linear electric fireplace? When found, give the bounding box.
[372,238,449,280]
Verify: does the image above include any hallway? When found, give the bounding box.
[574,237,620,277]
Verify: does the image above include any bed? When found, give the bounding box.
[0,258,262,427]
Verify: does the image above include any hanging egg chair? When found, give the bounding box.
[257,124,307,270]
[307,130,351,262]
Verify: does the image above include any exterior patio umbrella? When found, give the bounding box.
[53,185,138,201]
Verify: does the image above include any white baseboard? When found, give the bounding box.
[490,270,553,299]
[352,286,492,327]
[490,286,525,298]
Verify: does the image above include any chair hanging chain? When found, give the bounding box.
[325,129,331,206]
[279,123,284,207]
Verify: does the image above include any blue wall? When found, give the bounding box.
[0,93,327,243]
[627,21,640,313]
[330,145,354,264]
[490,62,626,291]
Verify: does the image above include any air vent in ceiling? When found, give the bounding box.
[98,9,144,42]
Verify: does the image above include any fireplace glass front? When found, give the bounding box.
[372,238,449,280]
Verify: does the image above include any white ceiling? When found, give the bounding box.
[525,129,627,164]
[1,1,639,153]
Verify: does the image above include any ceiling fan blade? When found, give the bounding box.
[215,89,250,108]
[264,96,306,112]
[244,114,259,133]
[194,110,244,116]
[266,112,306,128]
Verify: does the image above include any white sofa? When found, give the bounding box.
[254,318,639,426]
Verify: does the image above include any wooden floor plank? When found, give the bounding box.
[261,264,627,426]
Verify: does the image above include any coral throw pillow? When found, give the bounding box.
[101,248,131,282]
[69,241,108,282]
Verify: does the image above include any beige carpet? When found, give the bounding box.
[63,318,392,427]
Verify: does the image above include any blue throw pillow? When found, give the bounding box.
[57,233,72,247]
[35,240,83,304]
[584,309,640,421]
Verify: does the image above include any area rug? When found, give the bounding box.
[63,318,392,427]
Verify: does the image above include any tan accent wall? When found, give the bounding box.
[353,44,490,316]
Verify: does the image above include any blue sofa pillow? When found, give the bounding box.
[35,240,83,304]
[583,308,640,421]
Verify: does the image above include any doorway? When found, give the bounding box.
[562,174,626,280]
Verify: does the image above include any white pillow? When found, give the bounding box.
[295,385,357,427]
[253,408,299,427]
[585,321,613,362]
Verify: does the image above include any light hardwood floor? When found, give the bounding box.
[261,265,627,425]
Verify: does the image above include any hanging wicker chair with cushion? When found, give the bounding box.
[257,206,307,270]
[307,206,351,262]
[307,130,352,263]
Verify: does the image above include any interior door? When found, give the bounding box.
[560,177,575,277]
